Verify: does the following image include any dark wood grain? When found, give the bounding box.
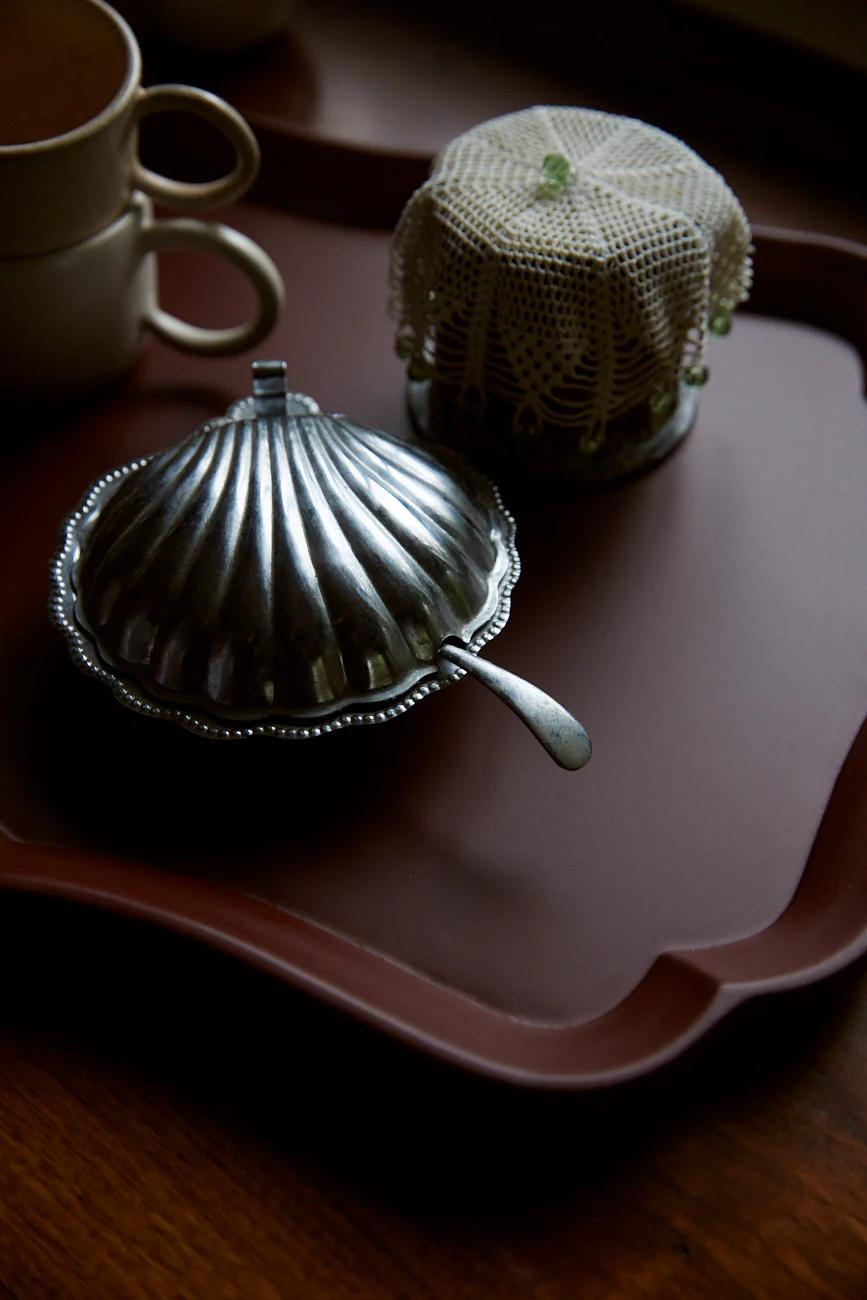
[0,895,866,1299]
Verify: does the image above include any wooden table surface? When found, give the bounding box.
[1,894,866,1299]
[3,4,867,1297]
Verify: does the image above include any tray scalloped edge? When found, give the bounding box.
[1,228,866,1089]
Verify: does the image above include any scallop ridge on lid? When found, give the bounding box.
[68,366,515,724]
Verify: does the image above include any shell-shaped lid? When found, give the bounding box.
[58,363,517,735]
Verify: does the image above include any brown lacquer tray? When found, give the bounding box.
[136,2,867,239]
[1,222,866,1088]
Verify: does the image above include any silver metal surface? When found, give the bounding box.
[50,361,590,765]
[225,360,321,420]
[438,643,592,770]
[407,378,698,483]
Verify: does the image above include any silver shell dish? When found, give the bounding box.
[51,363,591,769]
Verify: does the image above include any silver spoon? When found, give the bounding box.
[438,643,592,771]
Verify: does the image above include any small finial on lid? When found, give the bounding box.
[252,360,288,417]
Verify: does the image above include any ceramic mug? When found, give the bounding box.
[0,192,285,399]
[0,0,261,257]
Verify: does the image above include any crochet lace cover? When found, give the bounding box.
[389,106,752,442]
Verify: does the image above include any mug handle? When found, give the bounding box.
[141,215,284,356]
[133,84,259,209]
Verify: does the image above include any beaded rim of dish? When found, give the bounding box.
[49,447,520,740]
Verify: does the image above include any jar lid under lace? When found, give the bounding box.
[389,106,753,446]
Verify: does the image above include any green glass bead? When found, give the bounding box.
[580,425,606,455]
[684,364,709,387]
[407,356,432,382]
[395,335,414,360]
[709,312,731,337]
[718,296,736,313]
[542,153,572,185]
[649,389,676,417]
[537,153,573,200]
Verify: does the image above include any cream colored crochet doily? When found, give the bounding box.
[389,106,752,442]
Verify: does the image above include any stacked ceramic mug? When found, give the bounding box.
[0,0,284,401]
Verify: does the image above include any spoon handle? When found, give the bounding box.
[438,644,592,771]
